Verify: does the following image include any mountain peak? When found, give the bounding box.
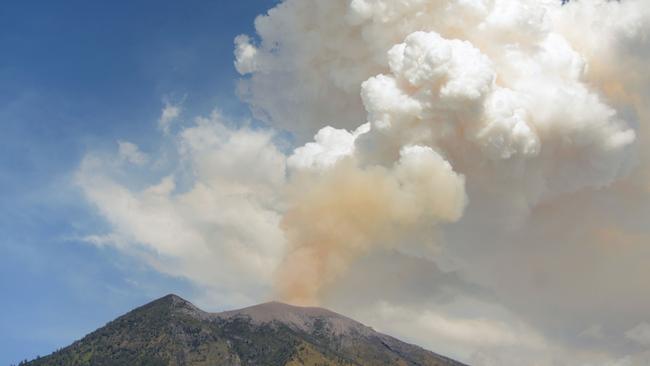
[132,293,209,320]
[154,293,186,304]
[140,293,189,308]
[24,295,466,366]
[217,300,344,320]
[159,293,195,307]
[216,300,373,336]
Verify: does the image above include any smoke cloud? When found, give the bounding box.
[79,0,650,364]
[277,147,466,304]
[235,0,641,304]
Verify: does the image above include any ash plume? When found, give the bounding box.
[78,0,650,363]
[234,0,646,304]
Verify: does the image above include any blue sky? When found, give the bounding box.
[0,1,277,364]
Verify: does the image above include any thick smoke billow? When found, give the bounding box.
[79,0,650,364]
[232,0,650,363]
[278,147,466,304]
[235,0,642,304]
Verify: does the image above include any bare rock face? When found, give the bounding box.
[215,301,375,337]
[23,294,466,366]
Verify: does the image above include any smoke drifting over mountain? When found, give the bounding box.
[79,0,650,364]
[278,148,466,303]
[236,0,642,304]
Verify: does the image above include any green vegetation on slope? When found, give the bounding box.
[24,295,464,366]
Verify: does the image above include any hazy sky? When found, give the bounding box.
[3,1,650,366]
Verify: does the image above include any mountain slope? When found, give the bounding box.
[24,294,465,366]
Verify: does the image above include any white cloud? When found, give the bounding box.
[234,35,258,74]
[580,324,605,340]
[81,233,126,249]
[626,322,650,346]
[158,101,181,134]
[287,123,369,171]
[78,113,287,308]
[371,301,546,350]
[117,141,149,165]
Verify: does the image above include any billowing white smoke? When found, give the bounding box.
[77,114,289,307]
[234,0,644,303]
[79,0,650,364]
